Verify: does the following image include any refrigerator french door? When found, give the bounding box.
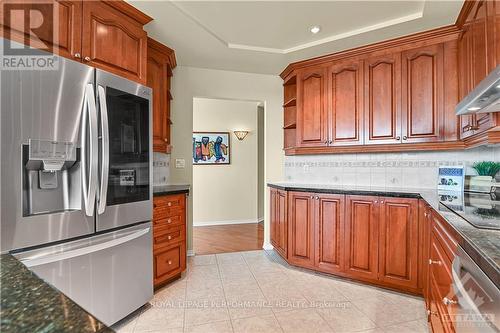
[95,70,153,232]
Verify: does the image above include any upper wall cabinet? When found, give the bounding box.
[364,53,402,145]
[1,0,152,84]
[328,60,364,146]
[147,37,176,153]
[0,0,82,60]
[401,44,444,143]
[296,66,328,148]
[82,1,150,84]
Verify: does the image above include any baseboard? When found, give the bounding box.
[257,217,264,223]
[262,242,274,250]
[193,218,262,227]
[187,250,195,257]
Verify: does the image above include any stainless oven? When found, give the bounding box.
[452,246,500,332]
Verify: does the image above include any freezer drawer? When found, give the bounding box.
[14,222,153,326]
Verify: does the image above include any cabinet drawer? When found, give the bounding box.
[153,194,186,217]
[154,210,185,229]
[154,242,186,285]
[153,225,185,249]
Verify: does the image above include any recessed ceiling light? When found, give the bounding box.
[310,26,321,34]
[467,106,481,111]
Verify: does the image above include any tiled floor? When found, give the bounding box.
[112,250,429,333]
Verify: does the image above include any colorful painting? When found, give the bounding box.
[193,132,230,165]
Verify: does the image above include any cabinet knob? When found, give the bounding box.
[396,136,401,140]
[310,196,314,199]
[374,200,378,203]
[380,200,384,204]
[167,235,172,240]
[427,310,438,316]
[315,196,319,200]
[167,202,172,207]
[167,218,172,223]
[324,140,328,144]
[429,259,442,265]
[168,260,172,265]
[74,53,81,59]
[403,136,408,140]
[84,56,91,62]
[164,138,168,142]
[443,297,457,306]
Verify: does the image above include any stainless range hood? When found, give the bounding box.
[456,65,500,115]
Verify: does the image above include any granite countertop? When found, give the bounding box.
[0,254,112,333]
[153,184,190,197]
[268,182,500,289]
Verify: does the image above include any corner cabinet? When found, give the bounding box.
[147,38,176,153]
[0,0,153,84]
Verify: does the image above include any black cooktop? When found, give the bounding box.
[439,192,500,230]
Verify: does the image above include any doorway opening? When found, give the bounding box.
[192,97,264,255]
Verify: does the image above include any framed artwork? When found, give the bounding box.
[193,132,230,165]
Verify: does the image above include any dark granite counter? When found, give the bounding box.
[268,182,500,289]
[153,184,190,197]
[0,254,112,333]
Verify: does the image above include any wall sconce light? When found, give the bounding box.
[233,130,249,141]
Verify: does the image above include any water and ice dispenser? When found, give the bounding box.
[23,139,81,216]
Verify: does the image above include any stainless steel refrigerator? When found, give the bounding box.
[1,39,153,326]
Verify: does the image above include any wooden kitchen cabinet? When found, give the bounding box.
[401,44,445,143]
[314,193,345,274]
[287,191,315,268]
[1,0,152,84]
[296,66,328,148]
[0,0,82,60]
[147,37,176,152]
[153,193,187,288]
[82,1,149,84]
[344,195,379,282]
[270,188,287,258]
[378,197,419,290]
[328,60,364,146]
[364,53,402,145]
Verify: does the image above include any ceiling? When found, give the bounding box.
[128,0,464,75]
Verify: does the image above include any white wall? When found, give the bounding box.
[284,147,500,187]
[170,66,283,253]
[192,98,259,226]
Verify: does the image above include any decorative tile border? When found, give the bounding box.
[284,160,470,168]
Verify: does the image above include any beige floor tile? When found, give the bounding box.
[223,279,261,298]
[300,283,347,304]
[186,278,224,300]
[184,320,234,333]
[275,308,333,333]
[186,264,220,281]
[216,252,246,265]
[382,319,429,333]
[352,294,426,327]
[333,281,391,301]
[189,254,217,266]
[316,302,377,332]
[184,298,230,327]
[226,291,274,319]
[232,314,283,333]
[134,307,185,332]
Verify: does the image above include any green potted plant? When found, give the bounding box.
[467,161,500,193]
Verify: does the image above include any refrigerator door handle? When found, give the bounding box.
[81,83,98,216]
[97,85,109,214]
[20,227,151,267]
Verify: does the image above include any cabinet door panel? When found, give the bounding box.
[276,190,288,258]
[288,192,315,268]
[270,189,278,249]
[329,62,363,146]
[345,195,379,281]
[296,67,328,147]
[148,47,168,152]
[364,54,402,144]
[402,44,444,143]
[378,197,419,289]
[82,1,147,83]
[1,0,82,60]
[315,194,344,273]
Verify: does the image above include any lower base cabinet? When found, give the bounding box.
[153,194,187,288]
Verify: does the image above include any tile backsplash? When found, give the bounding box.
[284,146,500,189]
[153,152,170,186]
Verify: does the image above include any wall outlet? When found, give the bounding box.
[175,159,185,169]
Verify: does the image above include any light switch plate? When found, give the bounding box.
[175,159,185,168]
